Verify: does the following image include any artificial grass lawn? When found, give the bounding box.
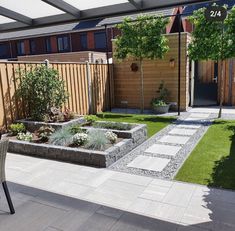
[96,113,176,138]
[175,120,235,190]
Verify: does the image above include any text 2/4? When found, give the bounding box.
[210,10,222,18]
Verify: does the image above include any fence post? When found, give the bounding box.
[44,59,49,68]
[86,61,92,114]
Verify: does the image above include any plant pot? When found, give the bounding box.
[152,104,170,114]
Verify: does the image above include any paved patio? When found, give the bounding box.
[1,153,235,231]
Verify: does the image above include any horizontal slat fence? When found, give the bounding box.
[0,61,113,128]
[113,33,190,111]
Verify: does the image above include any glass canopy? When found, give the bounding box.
[0,0,216,32]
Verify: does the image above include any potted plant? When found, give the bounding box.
[151,82,170,114]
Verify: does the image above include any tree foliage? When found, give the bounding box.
[188,5,235,117]
[115,15,169,60]
[16,65,68,121]
[188,5,235,61]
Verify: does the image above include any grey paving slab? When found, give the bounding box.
[189,113,210,118]
[146,200,186,222]
[176,124,201,129]
[169,128,197,136]
[145,144,181,156]
[139,184,170,202]
[127,155,170,172]
[162,182,196,208]
[159,135,190,145]
[110,212,179,231]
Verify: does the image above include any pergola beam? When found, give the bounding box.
[41,0,80,18]
[0,0,218,32]
[128,0,142,10]
[0,6,32,25]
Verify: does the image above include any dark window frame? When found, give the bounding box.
[29,39,36,55]
[16,40,25,56]
[45,37,51,53]
[57,35,70,52]
[0,43,9,59]
[94,31,107,50]
[80,33,88,50]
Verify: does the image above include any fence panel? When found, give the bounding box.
[0,61,113,128]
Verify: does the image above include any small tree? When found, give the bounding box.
[188,5,235,117]
[114,15,169,113]
[16,65,68,121]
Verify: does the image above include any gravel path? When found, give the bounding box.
[109,111,217,179]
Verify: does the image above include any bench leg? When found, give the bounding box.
[2,182,15,214]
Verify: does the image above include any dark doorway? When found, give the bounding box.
[194,61,218,106]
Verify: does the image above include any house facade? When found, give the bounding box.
[0,8,181,61]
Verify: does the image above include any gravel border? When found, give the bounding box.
[109,112,215,179]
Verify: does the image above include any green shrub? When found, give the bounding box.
[9,123,26,136]
[17,132,33,142]
[37,126,55,142]
[49,128,73,146]
[84,115,98,125]
[93,122,132,131]
[16,65,68,121]
[85,129,108,151]
[69,125,83,135]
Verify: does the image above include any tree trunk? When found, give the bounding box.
[218,60,224,118]
[139,59,144,114]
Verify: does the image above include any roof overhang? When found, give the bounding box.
[0,0,219,32]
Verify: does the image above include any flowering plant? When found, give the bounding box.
[17,132,33,142]
[105,131,118,144]
[73,132,88,146]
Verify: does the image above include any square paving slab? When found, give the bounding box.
[169,128,197,136]
[159,135,190,145]
[189,113,210,118]
[127,155,170,172]
[145,144,181,156]
[176,124,201,129]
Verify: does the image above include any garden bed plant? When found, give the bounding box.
[7,122,121,151]
[6,116,147,167]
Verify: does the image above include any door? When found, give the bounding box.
[194,61,218,106]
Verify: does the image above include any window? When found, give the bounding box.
[29,40,36,54]
[17,41,25,55]
[57,35,70,52]
[80,33,87,50]
[94,32,106,49]
[0,43,8,59]
[45,37,51,53]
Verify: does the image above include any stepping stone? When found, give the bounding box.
[159,135,190,145]
[145,144,181,156]
[127,155,170,172]
[189,113,210,118]
[176,124,201,129]
[169,128,197,136]
[185,117,204,121]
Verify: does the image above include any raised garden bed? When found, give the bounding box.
[6,121,147,167]
[83,121,147,148]
[16,117,85,132]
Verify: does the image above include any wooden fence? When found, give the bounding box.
[198,59,235,105]
[0,61,113,128]
[112,33,190,111]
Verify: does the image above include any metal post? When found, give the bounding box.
[86,61,92,114]
[178,14,181,116]
[105,25,112,111]
[44,59,49,68]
